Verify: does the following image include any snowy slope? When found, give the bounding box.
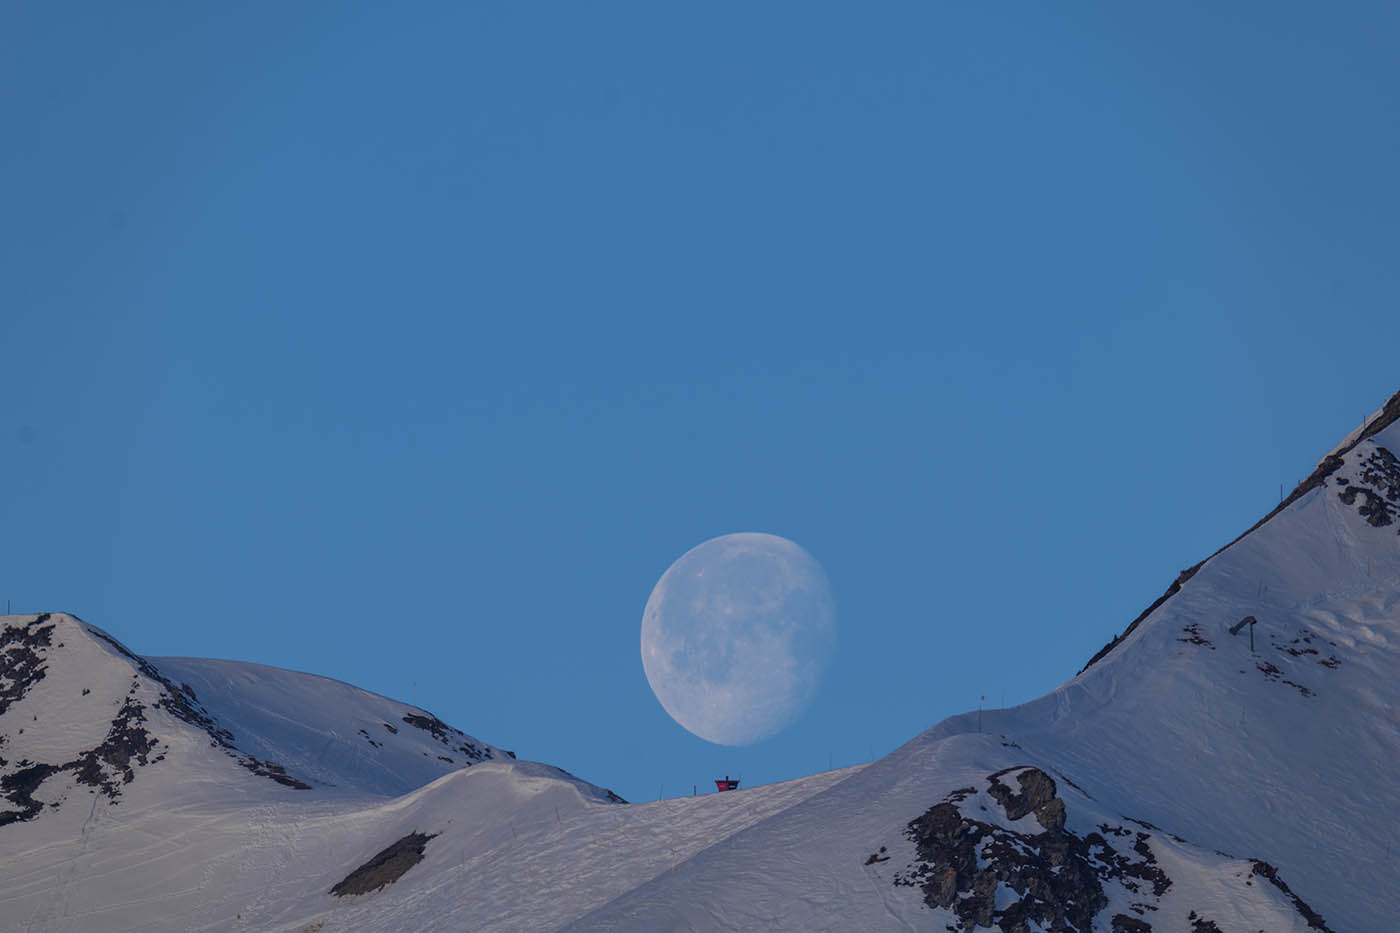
[571,398,1400,931]
[4,390,1400,932]
[0,615,839,932]
[149,655,513,798]
[0,614,514,806]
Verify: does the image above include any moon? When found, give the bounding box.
[640,532,837,746]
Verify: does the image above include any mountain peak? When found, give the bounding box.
[0,612,515,830]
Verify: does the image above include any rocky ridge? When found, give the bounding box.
[887,766,1330,932]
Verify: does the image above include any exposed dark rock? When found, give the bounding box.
[70,698,158,795]
[1085,827,1171,898]
[864,846,890,865]
[0,762,60,826]
[889,767,1329,931]
[1187,910,1222,932]
[402,713,452,743]
[0,615,55,716]
[330,831,438,897]
[402,713,495,765]
[1254,658,1315,697]
[895,771,1111,931]
[1337,446,1400,528]
[1177,623,1213,648]
[87,629,235,748]
[2,697,161,824]
[1250,859,1332,931]
[242,758,312,790]
[987,767,1063,830]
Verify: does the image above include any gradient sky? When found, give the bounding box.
[5,3,1399,804]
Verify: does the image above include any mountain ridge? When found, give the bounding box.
[1082,386,1400,674]
[4,390,1400,930]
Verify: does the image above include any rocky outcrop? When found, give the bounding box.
[402,712,496,765]
[887,767,1330,932]
[1,696,162,826]
[893,768,1118,931]
[1250,859,1333,931]
[330,831,438,897]
[1335,445,1400,529]
[0,614,55,716]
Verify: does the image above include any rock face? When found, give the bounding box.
[1335,445,1400,529]
[0,615,54,717]
[330,831,439,897]
[987,767,1063,829]
[401,712,498,766]
[895,768,1115,931]
[890,767,1330,932]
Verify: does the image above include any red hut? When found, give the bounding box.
[714,775,740,792]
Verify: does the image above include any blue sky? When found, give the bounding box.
[4,3,1398,803]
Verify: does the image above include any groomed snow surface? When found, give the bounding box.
[4,411,1400,930]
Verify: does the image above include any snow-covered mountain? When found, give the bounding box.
[4,390,1400,931]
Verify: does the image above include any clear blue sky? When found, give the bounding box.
[5,3,1398,804]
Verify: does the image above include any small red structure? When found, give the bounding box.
[714,775,740,792]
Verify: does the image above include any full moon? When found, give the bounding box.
[640,532,837,746]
